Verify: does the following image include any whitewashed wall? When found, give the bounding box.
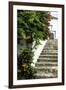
[32,40,47,66]
[49,12,58,39]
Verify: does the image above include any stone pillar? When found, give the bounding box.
[49,33,54,39]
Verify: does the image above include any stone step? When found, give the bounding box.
[37,59,57,62]
[36,63,57,67]
[43,47,58,50]
[45,40,58,44]
[42,51,58,54]
[42,50,58,52]
[36,62,57,64]
[39,55,58,58]
[34,72,57,78]
[39,56,58,59]
[45,45,57,47]
[35,66,57,71]
[35,68,57,73]
[35,67,58,75]
[45,43,57,46]
[34,39,58,78]
[40,52,58,55]
[35,62,58,67]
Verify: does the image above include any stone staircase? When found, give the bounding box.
[35,39,58,79]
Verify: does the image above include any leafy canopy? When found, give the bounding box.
[17,10,52,48]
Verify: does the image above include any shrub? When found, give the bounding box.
[17,48,36,79]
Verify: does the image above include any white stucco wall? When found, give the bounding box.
[32,40,47,66]
[49,12,58,39]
